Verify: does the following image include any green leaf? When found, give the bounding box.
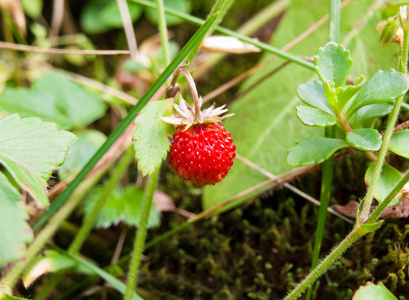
[314,42,352,88]
[360,221,384,234]
[48,245,143,300]
[389,129,409,158]
[133,100,175,176]
[83,185,160,228]
[349,103,393,129]
[353,282,397,300]
[0,72,107,130]
[0,114,76,206]
[23,250,93,288]
[336,75,365,111]
[0,171,32,264]
[346,128,382,151]
[365,163,403,204]
[296,105,337,127]
[145,0,191,26]
[3,294,30,300]
[123,59,148,72]
[296,81,334,115]
[286,138,349,166]
[81,0,143,34]
[58,130,107,180]
[345,69,409,119]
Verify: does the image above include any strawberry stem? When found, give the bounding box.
[180,67,202,122]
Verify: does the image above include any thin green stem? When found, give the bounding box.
[0,166,108,289]
[306,1,340,297]
[359,29,408,224]
[156,0,170,66]
[124,169,160,300]
[131,0,315,71]
[329,0,340,42]
[284,226,365,300]
[32,13,219,233]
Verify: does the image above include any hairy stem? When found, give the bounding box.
[156,0,170,66]
[124,169,160,300]
[359,27,408,223]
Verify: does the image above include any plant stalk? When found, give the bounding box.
[124,169,160,300]
[359,27,409,223]
[156,0,170,66]
[284,226,365,300]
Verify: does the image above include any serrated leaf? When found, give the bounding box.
[49,245,142,300]
[23,250,93,288]
[365,163,403,204]
[297,81,335,115]
[287,137,349,166]
[0,171,33,264]
[346,128,382,151]
[58,130,106,180]
[0,72,107,130]
[314,42,352,88]
[0,114,76,206]
[296,105,337,127]
[353,282,397,300]
[336,75,365,111]
[84,185,160,228]
[389,129,409,158]
[324,80,337,107]
[345,69,409,119]
[133,100,175,176]
[349,103,393,129]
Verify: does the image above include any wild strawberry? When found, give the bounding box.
[161,67,236,186]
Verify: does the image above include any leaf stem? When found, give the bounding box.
[156,0,170,66]
[284,226,365,300]
[124,169,159,300]
[359,27,408,223]
[179,67,201,121]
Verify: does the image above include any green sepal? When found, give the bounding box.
[379,16,400,46]
[360,220,384,234]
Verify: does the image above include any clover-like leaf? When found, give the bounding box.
[286,137,349,166]
[83,185,160,228]
[346,128,382,151]
[58,130,106,180]
[315,42,352,88]
[389,129,409,158]
[133,100,175,176]
[345,69,409,119]
[365,163,403,204]
[353,282,397,300]
[0,171,33,264]
[0,114,77,206]
[0,72,107,130]
[296,81,334,115]
[23,250,93,288]
[296,105,337,127]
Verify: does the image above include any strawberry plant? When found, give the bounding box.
[2,0,409,299]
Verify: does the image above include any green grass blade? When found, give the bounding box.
[131,0,314,71]
[33,13,219,232]
[47,244,142,300]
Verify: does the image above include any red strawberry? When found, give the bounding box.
[168,123,236,186]
[161,67,236,186]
